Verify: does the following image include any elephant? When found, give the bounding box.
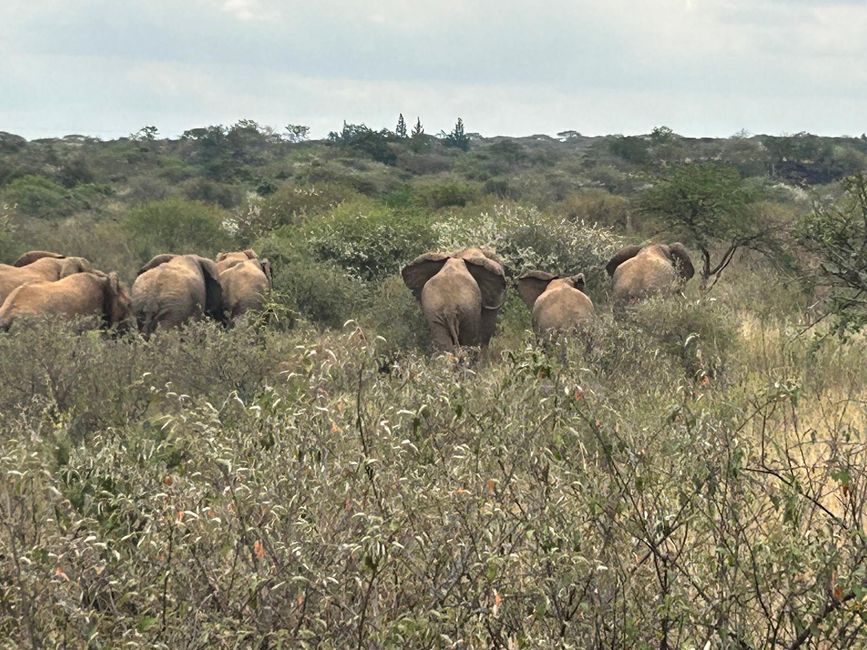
[401,247,507,352]
[0,251,92,305]
[0,271,132,332]
[215,250,273,320]
[131,254,224,335]
[518,271,594,334]
[605,243,694,303]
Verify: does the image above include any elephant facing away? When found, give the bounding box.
[605,243,694,304]
[0,271,132,332]
[0,250,92,304]
[401,247,507,352]
[215,250,273,319]
[518,271,594,334]
[131,254,224,335]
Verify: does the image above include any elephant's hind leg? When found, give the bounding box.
[428,315,461,353]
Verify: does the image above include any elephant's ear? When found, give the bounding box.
[401,252,450,300]
[568,273,586,292]
[215,251,229,262]
[13,250,64,267]
[137,254,176,276]
[463,255,507,310]
[605,245,643,277]
[260,258,273,285]
[667,242,695,281]
[518,270,558,309]
[195,257,225,322]
[243,249,258,259]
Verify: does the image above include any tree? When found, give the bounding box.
[395,114,407,139]
[798,173,867,337]
[284,124,310,143]
[641,162,766,289]
[411,117,424,138]
[443,117,470,151]
[131,126,158,142]
[328,122,396,165]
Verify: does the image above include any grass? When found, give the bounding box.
[0,258,865,648]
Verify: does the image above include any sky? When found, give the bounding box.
[1,0,866,140]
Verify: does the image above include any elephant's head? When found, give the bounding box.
[100,271,133,328]
[518,271,586,308]
[216,249,259,272]
[402,248,507,310]
[137,253,225,322]
[606,242,694,281]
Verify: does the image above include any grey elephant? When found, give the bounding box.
[215,250,273,320]
[605,243,694,303]
[0,271,132,332]
[131,254,224,335]
[0,250,92,304]
[518,271,594,334]
[401,247,506,351]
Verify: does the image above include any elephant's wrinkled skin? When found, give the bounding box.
[131,254,224,335]
[605,243,694,304]
[215,250,272,319]
[401,247,507,352]
[518,271,594,334]
[0,251,92,305]
[0,271,132,331]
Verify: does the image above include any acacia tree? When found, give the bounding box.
[798,172,867,336]
[641,162,765,289]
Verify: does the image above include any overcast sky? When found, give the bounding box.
[1,0,866,140]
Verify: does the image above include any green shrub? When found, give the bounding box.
[410,175,481,209]
[301,198,436,281]
[122,197,235,261]
[2,174,74,218]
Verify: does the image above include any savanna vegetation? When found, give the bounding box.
[0,121,865,648]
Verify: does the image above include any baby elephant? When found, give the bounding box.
[518,271,595,334]
[0,271,132,332]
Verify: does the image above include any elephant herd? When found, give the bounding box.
[401,242,695,352]
[0,241,694,349]
[0,249,272,333]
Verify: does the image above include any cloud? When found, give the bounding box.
[1,0,866,138]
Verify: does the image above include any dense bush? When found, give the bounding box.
[122,197,236,262]
[0,314,864,647]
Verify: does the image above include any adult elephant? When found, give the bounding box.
[401,247,506,352]
[131,254,224,335]
[0,251,92,304]
[0,271,132,332]
[215,250,272,320]
[518,271,594,334]
[605,243,694,303]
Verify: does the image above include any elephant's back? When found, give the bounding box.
[613,254,677,301]
[1,274,102,319]
[533,286,594,332]
[422,262,481,308]
[0,267,49,304]
[221,262,269,315]
[132,262,205,327]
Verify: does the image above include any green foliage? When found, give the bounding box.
[443,117,470,151]
[122,198,235,261]
[301,198,436,281]
[798,173,867,337]
[410,175,481,209]
[608,135,650,164]
[641,162,766,286]
[328,122,397,165]
[2,175,83,218]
